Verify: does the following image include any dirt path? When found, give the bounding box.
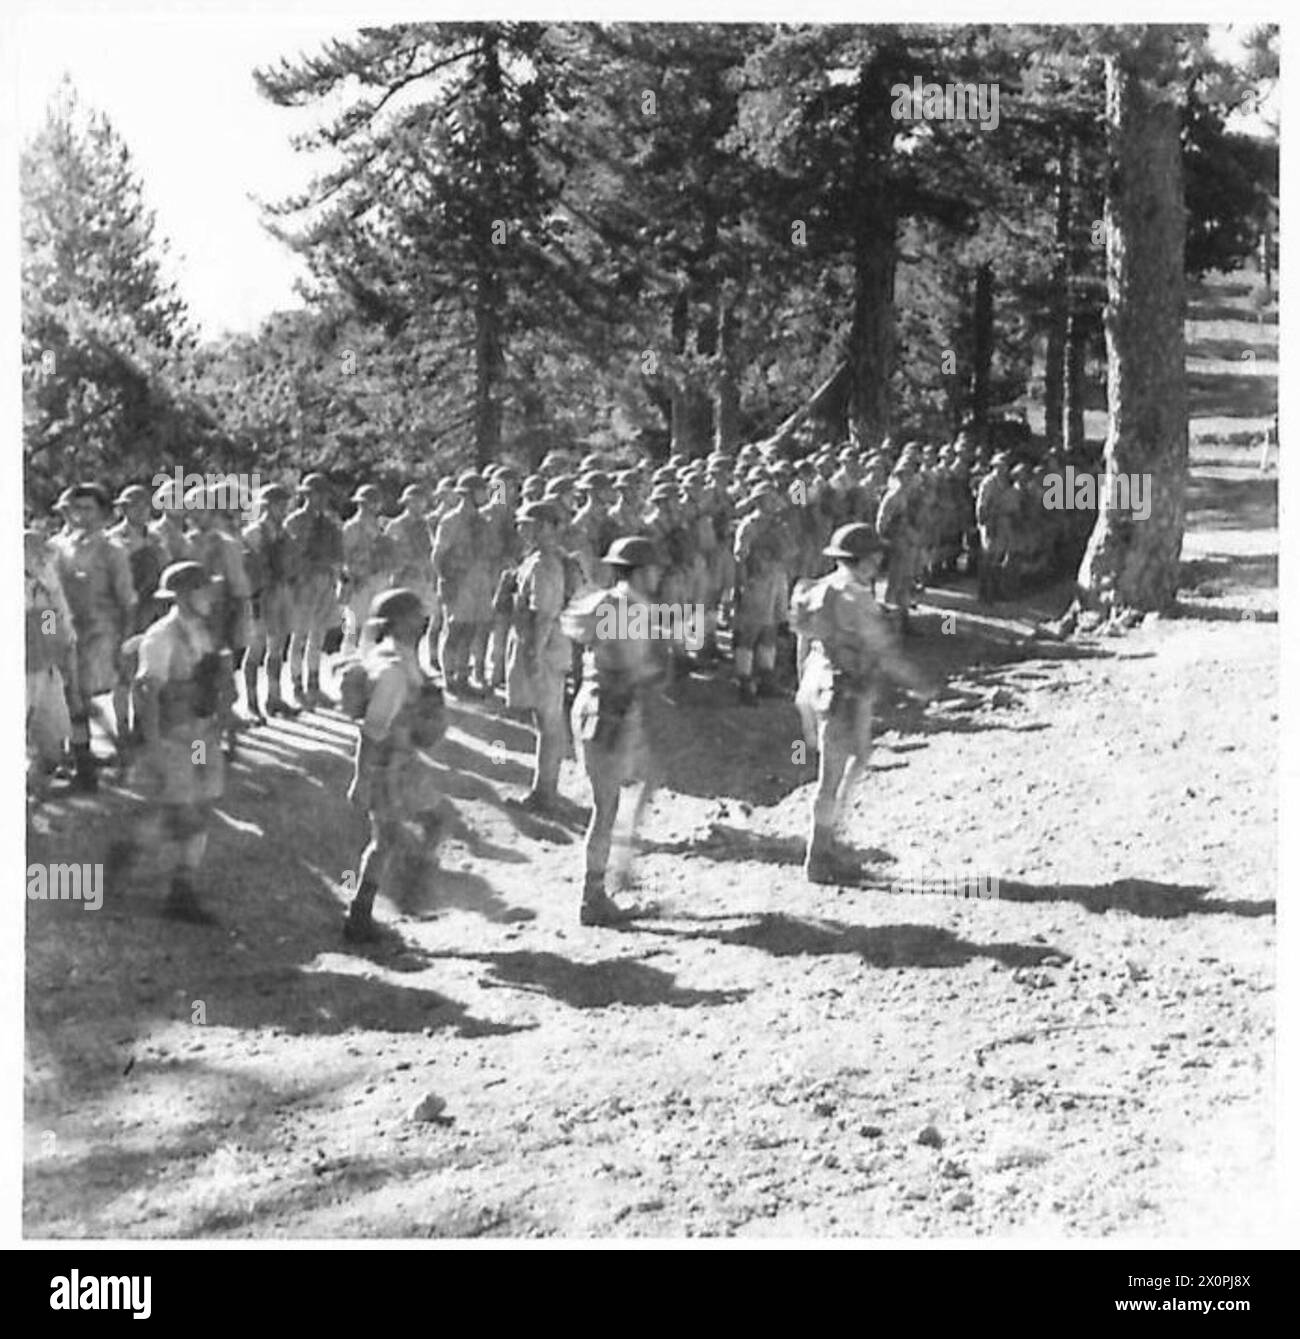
[24,452,1277,1239]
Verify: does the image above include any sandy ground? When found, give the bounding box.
[24,450,1277,1240]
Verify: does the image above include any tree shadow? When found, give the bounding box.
[1184,473,1278,533]
[641,824,894,870]
[439,948,749,1010]
[993,876,1273,918]
[640,911,1063,971]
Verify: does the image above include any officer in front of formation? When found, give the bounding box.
[563,535,664,927]
[108,561,230,924]
[792,523,935,885]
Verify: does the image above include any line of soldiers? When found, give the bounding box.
[25,435,1095,927]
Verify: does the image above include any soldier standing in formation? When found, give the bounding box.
[284,473,344,708]
[50,483,137,790]
[240,482,296,720]
[340,483,392,654]
[504,500,573,817]
[432,470,494,695]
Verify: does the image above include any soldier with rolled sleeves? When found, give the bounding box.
[148,479,192,564]
[732,482,789,703]
[432,470,496,695]
[26,526,77,793]
[482,464,521,692]
[975,452,1016,604]
[875,447,923,633]
[562,536,664,927]
[185,482,251,753]
[108,484,168,751]
[50,483,137,789]
[106,562,230,924]
[792,524,935,884]
[342,588,448,944]
[383,482,439,671]
[284,472,344,708]
[504,501,573,816]
[340,483,392,653]
[570,470,619,590]
[240,482,296,720]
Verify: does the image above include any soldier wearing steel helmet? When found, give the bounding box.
[105,561,232,924]
[431,469,496,694]
[184,481,251,753]
[732,481,789,703]
[875,447,924,633]
[284,472,344,708]
[342,587,449,943]
[382,482,439,670]
[482,465,521,692]
[504,500,573,816]
[50,483,137,790]
[562,534,664,927]
[240,482,296,720]
[148,479,193,564]
[108,483,168,751]
[340,483,392,654]
[975,452,1017,603]
[791,524,935,884]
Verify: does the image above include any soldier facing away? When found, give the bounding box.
[562,535,665,927]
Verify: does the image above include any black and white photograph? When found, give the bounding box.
[9,2,1290,1257]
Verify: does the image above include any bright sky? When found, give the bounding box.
[13,10,1275,340]
[16,12,348,337]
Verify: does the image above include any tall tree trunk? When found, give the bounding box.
[1044,133,1072,449]
[1064,309,1088,452]
[473,31,505,467]
[667,288,712,456]
[971,262,994,438]
[1077,31,1188,613]
[1063,144,1089,453]
[846,56,899,449]
[713,301,742,451]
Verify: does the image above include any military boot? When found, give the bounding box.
[70,744,99,794]
[579,874,637,928]
[164,874,218,926]
[343,878,382,943]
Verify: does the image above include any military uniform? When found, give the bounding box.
[563,537,662,926]
[383,489,439,668]
[505,501,572,811]
[975,459,1017,602]
[25,535,76,779]
[240,487,296,718]
[431,474,495,693]
[342,592,448,942]
[791,525,932,883]
[51,499,136,787]
[340,487,392,653]
[875,459,922,624]
[732,488,790,701]
[284,476,344,706]
[108,562,230,923]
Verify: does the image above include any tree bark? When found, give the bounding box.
[1064,308,1088,452]
[1063,144,1089,453]
[1077,32,1188,613]
[1044,133,1072,449]
[970,262,994,439]
[473,31,505,467]
[712,301,742,451]
[846,56,899,450]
